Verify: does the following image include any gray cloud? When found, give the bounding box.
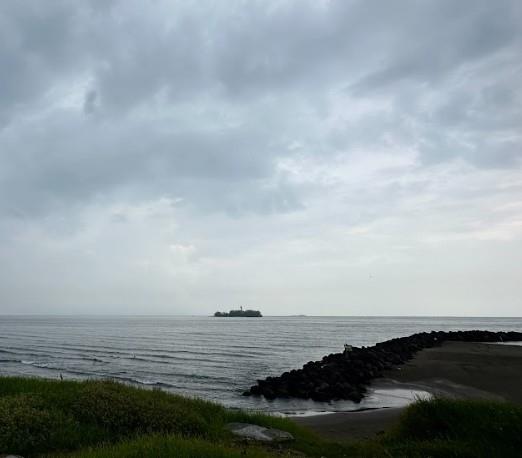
[351,1,521,91]
[83,89,97,114]
[0,0,521,315]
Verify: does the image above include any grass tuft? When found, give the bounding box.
[384,398,522,457]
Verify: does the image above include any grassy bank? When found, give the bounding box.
[0,377,520,457]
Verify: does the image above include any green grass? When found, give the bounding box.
[0,377,346,457]
[383,397,522,457]
[54,435,278,458]
[0,376,520,457]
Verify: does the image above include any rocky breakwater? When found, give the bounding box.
[244,330,522,402]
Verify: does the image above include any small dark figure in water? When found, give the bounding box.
[59,373,63,381]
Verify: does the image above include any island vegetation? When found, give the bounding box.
[214,307,262,317]
[0,376,521,457]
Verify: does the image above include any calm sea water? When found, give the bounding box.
[1,316,521,414]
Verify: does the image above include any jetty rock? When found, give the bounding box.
[244,330,522,403]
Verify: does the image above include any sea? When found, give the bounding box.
[1,316,521,415]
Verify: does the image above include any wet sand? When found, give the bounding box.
[293,341,522,440]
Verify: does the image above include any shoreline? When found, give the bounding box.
[293,341,522,440]
[282,384,430,417]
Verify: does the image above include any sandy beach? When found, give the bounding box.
[294,341,522,440]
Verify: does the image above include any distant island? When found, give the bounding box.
[214,307,262,317]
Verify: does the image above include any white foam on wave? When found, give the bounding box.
[21,360,51,368]
[137,379,162,386]
[489,341,522,346]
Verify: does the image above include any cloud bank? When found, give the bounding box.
[1,0,521,315]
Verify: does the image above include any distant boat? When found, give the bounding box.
[214,306,262,317]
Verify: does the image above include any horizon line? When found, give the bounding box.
[1,313,522,319]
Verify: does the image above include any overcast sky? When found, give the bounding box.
[1,0,521,316]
